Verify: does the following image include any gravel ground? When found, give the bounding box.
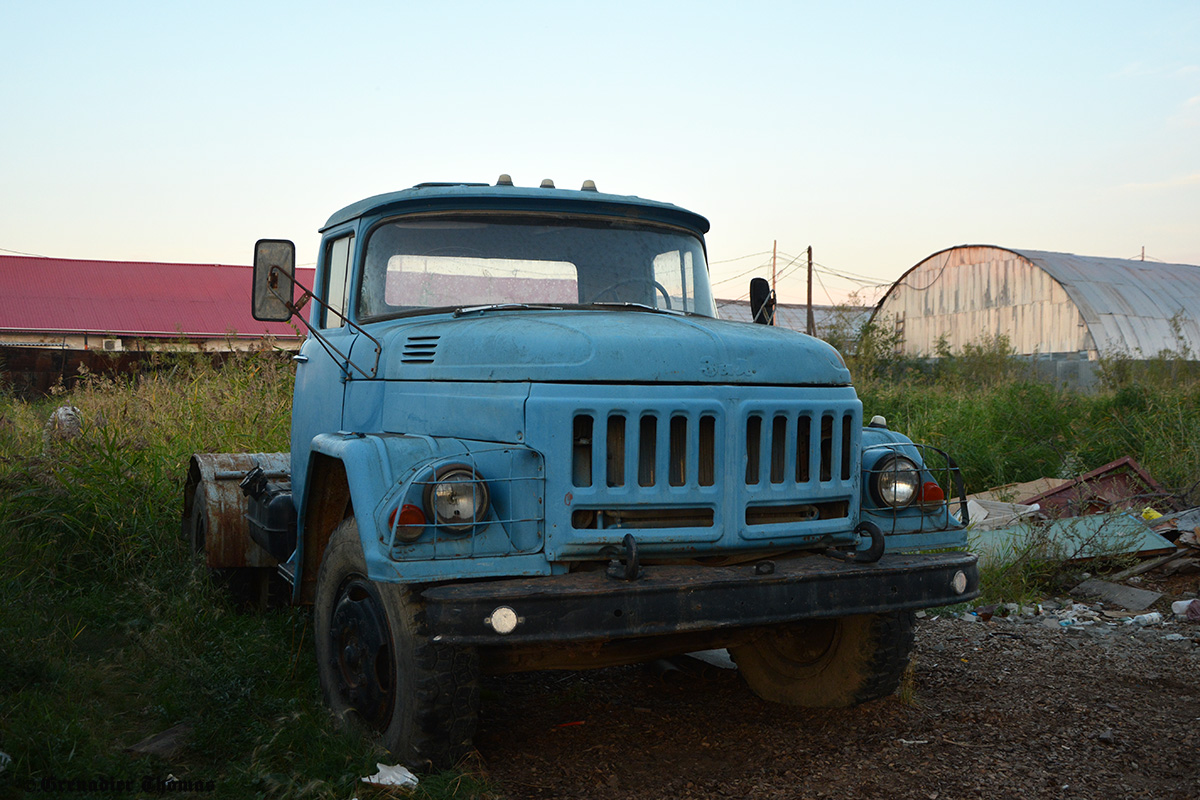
[475,591,1200,799]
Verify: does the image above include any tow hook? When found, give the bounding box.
[824,521,885,564]
[606,533,642,581]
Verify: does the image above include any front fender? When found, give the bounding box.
[859,427,969,550]
[302,433,551,586]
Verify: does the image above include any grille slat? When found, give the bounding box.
[796,414,812,483]
[638,416,657,487]
[606,415,625,487]
[669,416,688,487]
[820,415,833,482]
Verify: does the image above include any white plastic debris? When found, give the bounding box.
[1171,599,1200,619]
[0,750,10,774]
[685,649,738,670]
[42,405,82,451]
[1128,612,1163,626]
[362,763,419,789]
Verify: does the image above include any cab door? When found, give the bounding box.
[291,231,358,505]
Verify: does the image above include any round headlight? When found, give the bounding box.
[873,455,921,508]
[426,466,489,532]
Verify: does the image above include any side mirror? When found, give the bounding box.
[749,277,775,325]
[252,239,296,322]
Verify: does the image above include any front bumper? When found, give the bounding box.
[421,551,978,645]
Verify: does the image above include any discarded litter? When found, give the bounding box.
[685,649,738,670]
[0,751,10,774]
[361,763,419,789]
[1171,599,1200,621]
[1128,612,1163,626]
[966,499,1041,531]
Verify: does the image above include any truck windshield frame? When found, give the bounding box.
[356,213,717,322]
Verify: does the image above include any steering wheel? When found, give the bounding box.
[587,279,672,310]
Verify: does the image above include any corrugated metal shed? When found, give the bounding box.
[0,255,314,342]
[874,246,1200,359]
[1020,250,1200,356]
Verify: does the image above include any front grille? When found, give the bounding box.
[527,385,861,556]
[743,410,855,488]
[571,411,718,490]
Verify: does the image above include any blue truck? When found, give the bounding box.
[184,176,978,769]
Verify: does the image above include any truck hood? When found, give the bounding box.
[368,309,851,385]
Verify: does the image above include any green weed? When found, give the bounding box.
[0,351,498,799]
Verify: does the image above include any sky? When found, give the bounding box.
[2,1,1198,306]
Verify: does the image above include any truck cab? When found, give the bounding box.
[187,176,978,769]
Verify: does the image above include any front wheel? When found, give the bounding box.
[314,519,479,769]
[730,611,915,707]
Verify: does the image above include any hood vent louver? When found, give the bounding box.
[401,335,440,364]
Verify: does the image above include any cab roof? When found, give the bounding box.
[320,179,711,235]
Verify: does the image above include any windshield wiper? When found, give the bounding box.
[452,303,566,317]
[586,302,684,315]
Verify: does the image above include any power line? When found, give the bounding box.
[0,246,48,257]
[710,257,774,286]
[710,250,776,265]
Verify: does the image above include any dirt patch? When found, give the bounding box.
[476,610,1200,799]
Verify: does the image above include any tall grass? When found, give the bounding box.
[0,350,490,799]
[848,329,1200,505]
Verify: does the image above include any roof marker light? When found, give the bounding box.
[581,179,598,192]
[540,178,555,188]
[496,173,514,186]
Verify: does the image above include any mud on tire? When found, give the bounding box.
[730,611,916,708]
[314,518,479,769]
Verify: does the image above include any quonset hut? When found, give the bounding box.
[873,246,1200,387]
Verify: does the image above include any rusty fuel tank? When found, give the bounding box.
[183,452,290,569]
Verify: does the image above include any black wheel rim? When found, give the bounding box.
[329,577,395,729]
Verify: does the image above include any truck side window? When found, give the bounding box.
[323,234,354,328]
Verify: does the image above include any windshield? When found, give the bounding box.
[357,215,716,319]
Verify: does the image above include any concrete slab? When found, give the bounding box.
[1071,578,1163,611]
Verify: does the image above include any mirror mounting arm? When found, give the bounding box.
[270,273,382,380]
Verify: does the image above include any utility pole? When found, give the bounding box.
[771,240,777,297]
[806,245,815,336]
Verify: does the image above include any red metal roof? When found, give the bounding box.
[0,255,316,340]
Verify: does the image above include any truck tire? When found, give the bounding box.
[730,611,915,707]
[314,518,479,769]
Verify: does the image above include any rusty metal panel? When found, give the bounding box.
[186,452,289,568]
[1023,456,1185,517]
